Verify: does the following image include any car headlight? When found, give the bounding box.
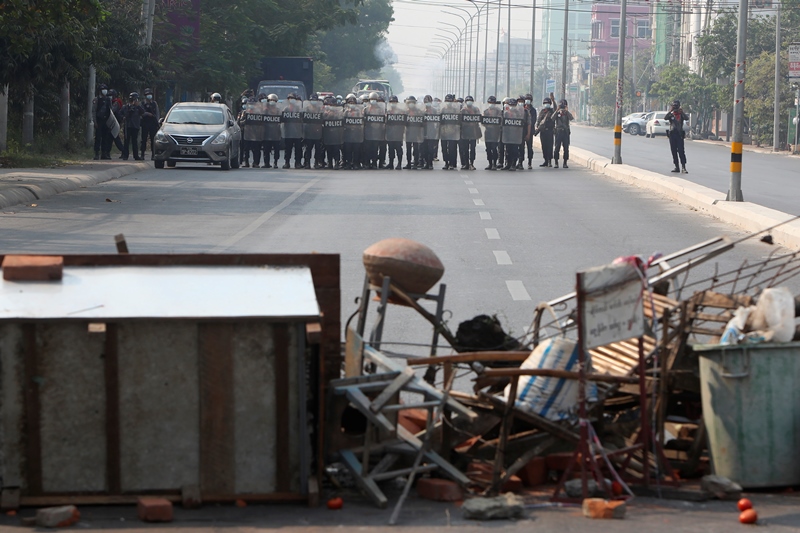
[211,131,229,145]
[155,131,168,143]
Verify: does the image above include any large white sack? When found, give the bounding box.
[746,287,795,343]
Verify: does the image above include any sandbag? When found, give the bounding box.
[746,287,795,343]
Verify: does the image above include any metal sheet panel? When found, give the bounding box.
[0,266,320,320]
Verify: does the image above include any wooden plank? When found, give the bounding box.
[198,323,236,495]
[344,327,364,378]
[22,324,42,495]
[406,351,530,366]
[482,367,642,384]
[273,323,291,493]
[104,324,121,494]
[370,367,415,412]
[305,322,322,345]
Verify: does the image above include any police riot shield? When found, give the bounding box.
[423,102,440,140]
[302,100,324,140]
[405,103,425,144]
[281,99,303,139]
[502,105,525,146]
[243,101,266,142]
[385,102,407,142]
[322,105,344,146]
[343,104,364,143]
[264,101,283,142]
[481,103,503,143]
[364,102,387,142]
[439,102,461,141]
[460,103,483,141]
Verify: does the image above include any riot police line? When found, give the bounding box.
[235,90,574,171]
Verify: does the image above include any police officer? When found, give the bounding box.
[263,93,283,168]
[140,88,160,161]
[522,94,537,169]
[502,98,524,171]
[404,96,424,169]
[92,83,113,160]
[244,94,267,167]
[322,96,344,169]
[302,93,324,169]
[121,92,144,161]
[459,96,481,170]
[535,96,556,167]
[422,95,440,170]
[665,100,688,173]
[482,96,502,170]
[385,95,406,170]
[553,99,574,168]
[210,92,222,103]
[108,89,126,158]
[342,95,365,170]
[363,92,386,169]
[282,93,304,169]
[440,94,460,170]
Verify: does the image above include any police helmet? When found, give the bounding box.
[507,98,517,106]
[108,89,118,97]
[543,97,552,105]
[389,95,399,103]
[457,97,464,104]
[560,99,568,108]
[287,93,296,100]
[129,92,139,100]
[369,92,379,100]
[268,93,278,102]
[258,93,268,101]
[406,95,417,103]
[346,93,356,100]
[517,95,525,102]
[444,94,455,102]
[143,87,153,95]
[525,93,533,101]
[423,95,433,103]
[346,95,357,104]
[487,95,497,104]
[310,93,319,101]
[336,94,343,100]
[672,100,680,108]
[211,92,222,102]
[465,95,474,102]
[99,83,108,90]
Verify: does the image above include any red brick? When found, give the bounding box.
[417,478,463,502]
[546,452,578,473]
[582,498,626,519]
[2,255,63,281]
[35,505,80,528]
[137,498,173,523]
[465,462,523,493]
[398,408,428,434]
[519,456,547,487]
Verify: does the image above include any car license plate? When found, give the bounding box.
[180,147,198,155]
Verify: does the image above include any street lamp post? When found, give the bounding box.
[727,0,748,201]
[611,0,627,164]
[506,0,511,96]
[530,0,537,94]
[561,0,569,101]
[773,0,781,152]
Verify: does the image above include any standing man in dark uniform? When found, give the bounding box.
[282,93,304,169]
[535,96,556,167]
[459,96,481,170]
[522,93,537,168]
[665,100,688,173]
[121,92,144,160]
[439,94,460,170]
[92,83,113,160]
[140,88,160,161]
[404,96,424,169]
[553,99,574,168]
[481,96,502,170]
[263,94,283,168]
[385,95,406,170]
[422,95,441,170]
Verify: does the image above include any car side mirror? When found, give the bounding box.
[158,118,164,126]
[228,120,234,127]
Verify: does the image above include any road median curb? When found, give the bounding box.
[0,162,150,210]
[534,137,800,250]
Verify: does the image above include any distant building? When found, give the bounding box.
[590,2,652,77]
[481,35,542,97]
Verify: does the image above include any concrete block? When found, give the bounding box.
[137,498,173,523]
[2,255,63,281]
[35,505,80,528]
[582,498,626,519]
[417,478,464,501]
[462,493,525,520]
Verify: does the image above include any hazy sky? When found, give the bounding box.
[386,0,541,97]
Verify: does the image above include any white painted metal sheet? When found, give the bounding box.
[0,266,320,320]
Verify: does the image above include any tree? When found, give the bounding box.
[650,63,714,129]
[745,51,794,146]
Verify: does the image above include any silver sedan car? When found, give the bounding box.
[153,102,241,170]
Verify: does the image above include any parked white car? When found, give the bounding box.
[646,111,690,138]
[623,112,651,136]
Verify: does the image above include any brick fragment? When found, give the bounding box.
[35,505,80,528]
[137,498,173,523]
[417,478,464,502]
[398,408,428,434]
[2,255,63,281]
[581,498,626,519]
[465,462,523,493]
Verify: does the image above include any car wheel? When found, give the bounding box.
[231,150,240,169]
[221,152,231,171]
[155,160,165,169]
[629,124,640,136]
[167,161,176,168]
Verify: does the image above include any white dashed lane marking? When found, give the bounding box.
[493,251,512,265]
[464,180,473,184]
[485,228,500,240]
[506,280,531,301]
[473,199,485,206]
[480,212,492,220]
[468,188,479,194]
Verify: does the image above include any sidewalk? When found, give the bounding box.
[0,160,151,210]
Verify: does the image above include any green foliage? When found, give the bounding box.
[745,51,794,146]
[650,63,714,117]
[589,69,618,127]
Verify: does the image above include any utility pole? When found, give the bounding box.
[530,0,537,93]
[727,0,748,201]
[86,66,96,147]
[561,0,569,101]
[495,1,501,96]
[506,0,512,96]
[483,0,489,100]
[611,0,627,164]
[0,85,8,152]
[773,0,781,152]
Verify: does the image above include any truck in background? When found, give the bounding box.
[254,57,314,101]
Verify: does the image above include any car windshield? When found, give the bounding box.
[354,82,388,93]
[259,85,302,101]
[167,108,224,125]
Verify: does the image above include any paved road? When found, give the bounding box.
[0,157,789,359]
[571,124,800,216]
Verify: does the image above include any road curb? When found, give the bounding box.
[534,137,800,250]
[0,162,151,210]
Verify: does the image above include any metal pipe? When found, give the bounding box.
[726,0,748,201]
[773,0,781,152]
[561,0,569,100]
[611,0,627,164]
[495,0,501,95]
[530,0,537,93]
[484,0,490,99]
[506,0,511,96]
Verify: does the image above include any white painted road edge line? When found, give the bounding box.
[506,280,532,301]
[473,199,485,206]
[493,251,512,265]
[479,211,492,220]
[485,228,500,240]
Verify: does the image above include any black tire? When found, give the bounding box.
[167,161,176,168]
[154,160,165,169]
[221,152,231,171]
[231,151,240,169]
[629,124,640,136]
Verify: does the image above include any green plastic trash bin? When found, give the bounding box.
[697,342,800,488]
